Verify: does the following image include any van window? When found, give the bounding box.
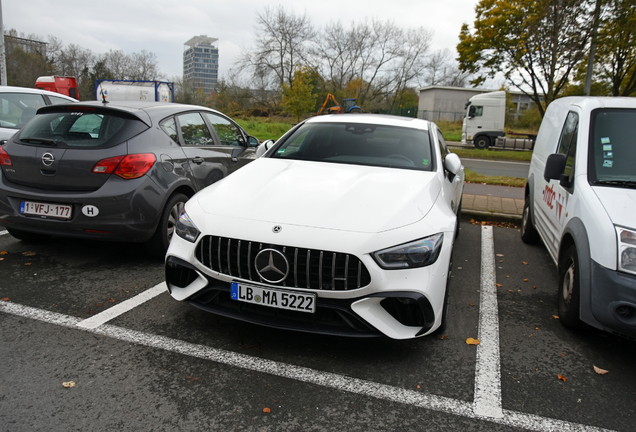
[588,109,636,185]
[557,112,579,182]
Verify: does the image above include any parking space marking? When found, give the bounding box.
[474,225,503,418]
[76,282,167,329]
[0,230,8,236]
[0,300,614,431]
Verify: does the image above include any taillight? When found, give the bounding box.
[92,153,156,179]
[0,147,12,166]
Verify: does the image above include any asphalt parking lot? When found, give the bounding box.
[1,222,635,432]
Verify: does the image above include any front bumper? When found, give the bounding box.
[0,173,164,242]
[590,260,636,339]
[165,228,453,340]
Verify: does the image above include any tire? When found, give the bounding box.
[149,193,188,255]
[434,260,453,335]
[6,228,50,242]
[558,244,584,329]
[348,108,363,113]
[474,136,490,150]
[520,194,540,244]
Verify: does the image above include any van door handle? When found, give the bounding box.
[192,157,204,164]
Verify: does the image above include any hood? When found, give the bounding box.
[593,186,636,228]
[194,158,441,233]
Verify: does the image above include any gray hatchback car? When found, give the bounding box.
[0,101,260,252]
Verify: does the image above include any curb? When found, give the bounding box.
[461,209,521,224]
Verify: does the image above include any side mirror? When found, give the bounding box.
[255,139,275,158]
[248,136,259,147]
[0,140,6,146]
[444,153,462,176]
[544,153,567,182]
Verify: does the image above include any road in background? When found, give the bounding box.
[461,158,530,178]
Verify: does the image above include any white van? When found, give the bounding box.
[522,97,636,339]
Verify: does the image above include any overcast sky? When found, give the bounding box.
[3,0,478,81]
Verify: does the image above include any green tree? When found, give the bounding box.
[457,0,593,116]
[280,65,317,122]
[595,0,636,96]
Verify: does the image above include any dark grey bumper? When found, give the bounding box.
[590,260,636,339]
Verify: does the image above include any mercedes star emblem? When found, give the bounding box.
[272,225,282,233]
[254,248,289,284]
[41,152,55,166]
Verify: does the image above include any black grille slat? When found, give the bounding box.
[195,235,371,291]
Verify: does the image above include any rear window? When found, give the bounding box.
[270,122,434,171]
[0,92,47,130]
[16,110,149,149]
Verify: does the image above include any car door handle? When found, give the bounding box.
[192,157,204,164]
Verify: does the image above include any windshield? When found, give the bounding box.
[589,109,636,186]
[270,122,434,171]
[17,110,148,149]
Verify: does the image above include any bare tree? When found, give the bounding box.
[423,49,471,87]
[239,6,315,88]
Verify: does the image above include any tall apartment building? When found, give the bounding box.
[183,35,219,94]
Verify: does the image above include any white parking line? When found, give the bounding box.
[76,282,167,329]
[474,225,503,418]
[0,300,613,431]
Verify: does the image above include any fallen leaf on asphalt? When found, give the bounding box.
[508,290,514,293]
[469,303,475,306]
[416,385,421,389]
[496,254,504,257]
[499,260,504,263]
[1,297,10,301]
[24,263,32,266]
[558,375,567,382]
[0,251,7,255]
[0,258,4,260]
[22,251,36,256]
[523,279,529,282]
[466,338,480,345]
[533,286,537,289]
[438,335,448,340]
[62,381,76,388]
[505,275,510,278]
[495,283,503,287]
[518,289,522,292]
[522,261,528,265]
[551,315,559,319]
[107,298,116,303]
[263,407,271,413]
[457,267,462,270]
[593,366,609,375]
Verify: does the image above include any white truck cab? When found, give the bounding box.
[522,96,636,339]
[461,90,506,149]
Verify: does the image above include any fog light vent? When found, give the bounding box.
[166,260,198,289]
[381,297,425,327]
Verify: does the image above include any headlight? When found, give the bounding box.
[175,210,200,243]
[616,226,636,275]
[373,233,444,270]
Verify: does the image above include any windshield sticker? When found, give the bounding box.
[422,158,429,166]
[603,144,612,151]
[603,160,613,168]
[604,151,613,158]
[601,137,611,144]
[277,149,286,154]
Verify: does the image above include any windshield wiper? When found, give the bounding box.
[20,137,65,146]
[593,180,636,189]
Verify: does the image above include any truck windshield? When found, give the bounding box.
[589,109,636,187]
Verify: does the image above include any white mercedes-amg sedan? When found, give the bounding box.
[164,114,464,339]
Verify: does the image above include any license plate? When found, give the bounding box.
[231,282,316,314]
[20,200,72,220]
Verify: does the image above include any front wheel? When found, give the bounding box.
[149,193,188,255]
[474,136,490,150]
[558,244,584,329]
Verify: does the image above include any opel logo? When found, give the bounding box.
[254,248,289,284]
[272,225,282,233]
[41,152,55,166]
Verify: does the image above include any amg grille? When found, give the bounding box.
[195,235,371,291]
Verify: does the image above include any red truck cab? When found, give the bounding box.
[35,76,79,100]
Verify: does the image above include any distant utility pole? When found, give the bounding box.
[0,0,6,86]
[585,0,603,96]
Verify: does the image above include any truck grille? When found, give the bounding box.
[195,235,371,291]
